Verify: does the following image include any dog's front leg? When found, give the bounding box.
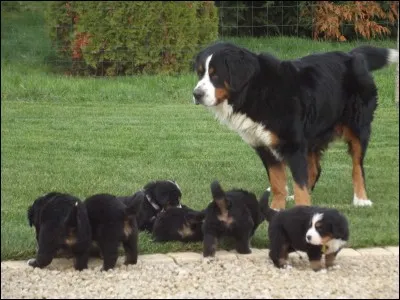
[307,246,323,271]
[203,233,218,257]
[73,250,90,271]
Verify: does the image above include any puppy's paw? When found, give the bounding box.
[327,264,341,271]
[27,258,36,267]
[202,256,216,264]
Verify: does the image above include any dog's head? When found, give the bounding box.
[192,42,260,109]
[143,180,182,210]
[305,210,349,252]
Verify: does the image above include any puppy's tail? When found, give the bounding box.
[210,180,228,213]
[349,45,398,72]
[258,188,277,223]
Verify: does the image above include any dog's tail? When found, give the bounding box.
[210,180,229,213]
[258,188,277,223]
[349,45,398,72]
[67,199,92,244]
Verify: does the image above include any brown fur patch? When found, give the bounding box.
[293,182,311,206]
[341,126,368,200]
[217,212,234,226]
[197,65,204,74]
[215,87,229,103]
[325,253,337,268]
[307,152,321,190]
[268,163,288,210]
[209,67,215,75]
[278,243,289,267]
[310,260,323,271]
[124,220,132,237]
[65,230,77,246]
[321,235,332,245]
[178,223,194,238]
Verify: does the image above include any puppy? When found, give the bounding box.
[202,180,265,257]
[120,180,183,232]
[27,192,92,271]
[260,189,349,271]
[152,204,205,243]
[84,193,142,271]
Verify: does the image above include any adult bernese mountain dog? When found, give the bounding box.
[192,41,399,209]
[259,188,349,271]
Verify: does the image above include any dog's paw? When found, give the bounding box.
[327,264,341,271]
[318,268,328,274]
[353,195,373,207]
[27,258,36,267]
[286,195,294,201]
[202,256,216,264]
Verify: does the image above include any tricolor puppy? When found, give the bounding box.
[202,180,265,257]
[193,41,399,210]
[27,192,92,271]
[152,204,205,243]
[84,193,142,271]
[260,189,349,271]
[119,180,183,232]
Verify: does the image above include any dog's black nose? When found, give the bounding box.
[306,235,311,241]
[193,89,204,104]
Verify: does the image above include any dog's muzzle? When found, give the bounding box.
[192,88,204,105]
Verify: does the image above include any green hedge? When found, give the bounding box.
[45,1,218,76]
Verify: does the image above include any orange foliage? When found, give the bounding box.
[302,1,399,41]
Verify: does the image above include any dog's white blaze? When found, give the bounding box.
[210,101,282,160]
[325,238,347,254]
[193,55,217,106]
[305,213,324,245]
[353,194,373,207]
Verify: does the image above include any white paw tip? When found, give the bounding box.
[319,268,328,274]
[266,187,271,192]
[353,198,373,207]
[286,195,294,201]
[27,258,35,265]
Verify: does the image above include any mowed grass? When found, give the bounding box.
[1,4,398,260]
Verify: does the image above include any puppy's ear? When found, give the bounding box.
[331,213,349,240]
[27,205,34,227]
[224,48,259,94]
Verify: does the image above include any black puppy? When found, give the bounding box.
[152,204,205,243]
[120,180,183,232]
[84,193,142,271]
[202,180,265,257]
[27,192,92,271]
[260,189,349,271]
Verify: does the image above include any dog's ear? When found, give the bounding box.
[224,48,259,94]
[330,213,349,240]
[27,205,35,227]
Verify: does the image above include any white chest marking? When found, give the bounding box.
[209,102,282,160]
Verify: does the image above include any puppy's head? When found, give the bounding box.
[305,210,349,249]
[192,42,259,108]
[143,180,182,210]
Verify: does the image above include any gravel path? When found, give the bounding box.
[1,247,398,299]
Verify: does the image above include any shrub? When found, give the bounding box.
[45,1,219,76]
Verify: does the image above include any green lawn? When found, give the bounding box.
[1,4,399,261]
